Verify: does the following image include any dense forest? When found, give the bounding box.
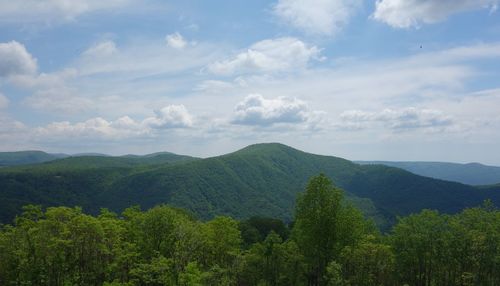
[1,174,499,286]
[357,161,500,186]
[2,144,499,231]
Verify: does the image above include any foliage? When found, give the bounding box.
[0,174,499,286]
[358,160,500,186]
[2,143,500,229]
[0,150,65,166]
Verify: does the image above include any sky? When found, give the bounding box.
[1,0,500,164]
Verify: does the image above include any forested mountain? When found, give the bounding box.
[0,143,498,227]
[0,151,198,168]
[0,151,67,166]
[357,160,500,185]
[1,175,499,286]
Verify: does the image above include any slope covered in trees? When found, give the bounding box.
[0,151,67,166]
[358,160,500,185]
[0,143,498,227]
[1,175,498,286]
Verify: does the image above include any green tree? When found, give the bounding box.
[129,255,175,286]
[178,262,204,286]
[340,235,395,286]
[201,216,242,285]
[390,210,450,286]
[324,261,344,286]
[293,174,367,286]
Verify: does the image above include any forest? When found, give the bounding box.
[0,174,499,286]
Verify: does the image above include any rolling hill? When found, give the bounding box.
[0,151,67,167]
[0,143,498,229]
[357,161,500,185]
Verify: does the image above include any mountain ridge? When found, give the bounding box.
[0,143,498,229]
[357,160,500,185]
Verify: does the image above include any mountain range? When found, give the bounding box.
[357,161,500,186]
[1,143,499,230]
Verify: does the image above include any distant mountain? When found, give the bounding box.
[0,151,67,167]
[0,150,198,169]
[357,161,500,185]
[4,152,199,171]
[72,152,110,157]
[0,144,498,230]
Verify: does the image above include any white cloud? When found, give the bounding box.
[373,0,499,28]
[208,37,321,75]
[23,87,92,113]
[76,38,220,77]
[9,68,78,89]
[36,116,145,140]
[0,42,91,114]
[166,32,188,49]
[7,67,89,114]
[0,93,8,109]
[232,93,322,127]
[194,80,235,93]
[339,108,454,132]
[0,115,26,136]
[143,105,194,129]
[35,105,194,140]
[83,41,118,58]
[0,0,134,24]
[0,41,37,77]
[273,0,361,35]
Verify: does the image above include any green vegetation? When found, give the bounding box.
[0,151,66,167]
[1,144,499,229]
[358,160,500,186]
[1,174,499,286]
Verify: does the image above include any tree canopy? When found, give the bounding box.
[0,174,499,286]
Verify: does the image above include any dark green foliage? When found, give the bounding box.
[293,174,368,285]
[239,216,290,247]
[1,143,499,231]
[358,161,500,186]
[0,150,66,166]
[0,174,499,286]
[339,235,395,286]
[390,203,500,286]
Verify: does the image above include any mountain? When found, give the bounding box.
[0,151,68,167]
[357,161,500,185]
[0,143,498,229]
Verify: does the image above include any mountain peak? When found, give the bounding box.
[234,143,300,154]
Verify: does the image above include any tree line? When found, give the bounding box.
[0,174,499,286]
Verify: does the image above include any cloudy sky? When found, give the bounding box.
[1,0,500,164]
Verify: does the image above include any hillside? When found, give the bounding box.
[0,143,498,228]
[357,161,500,185]
[0,151,67,166]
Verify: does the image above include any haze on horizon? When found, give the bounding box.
[1,0,500,164]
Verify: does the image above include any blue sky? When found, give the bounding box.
[1,0,500,164]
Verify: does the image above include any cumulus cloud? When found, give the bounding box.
[208,37,321,75]
[273,0,361,35]
[232,94,322,127]
[0,93,8,109]
[339,108,454,131]
[36,104,194,140]
[0,41,37,77]
[0,0,134,24]
[36,116,145,139]
[373,0,499,28]
[0,41,91,114]
[143,105,194,129]
[83,40,118,58]
[166,32,188,49]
